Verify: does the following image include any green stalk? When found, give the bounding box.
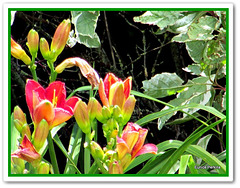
[47,131,59,174]
[29,57,38,81]
[48,61,58,83]
[84,134,91,174]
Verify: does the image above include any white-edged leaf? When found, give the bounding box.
[142,72,185,98]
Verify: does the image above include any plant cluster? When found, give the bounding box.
[10,10,227,175]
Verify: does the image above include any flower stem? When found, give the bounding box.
[48,61,58,83]
[47,131,59,174]
[29,57,38,81]
[84,134,91,174]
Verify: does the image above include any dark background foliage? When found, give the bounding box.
[11,11,225,173]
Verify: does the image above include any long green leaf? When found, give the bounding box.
[64,123,82,174]
[137,149,176,174]
[158,119,225,174]
[53,134,81,174]
[67,85,95,99]
[179,155,191,174]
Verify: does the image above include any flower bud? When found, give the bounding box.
[11,157,25,174]
[109,160,123,174]
[112,105,121,120]
[11,38,31,65]
[122,95,136,125]
[50,19,71,58]
[74,100,91,134]
[102,106,111,120]
[21,124,32,140]
[13,106,27,133]
[33,119,49,151]
[39,38,50,60]
[37,161,50,174]
[27,29,39,58]
[55,58,76,73]
[90,141,104,161]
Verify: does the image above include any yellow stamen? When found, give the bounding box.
[52,89,58,108]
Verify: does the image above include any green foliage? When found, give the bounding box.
[70,11,100,48]
[142,72,185,98]
[135,10,226,130]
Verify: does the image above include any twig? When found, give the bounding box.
[104,11,116,69]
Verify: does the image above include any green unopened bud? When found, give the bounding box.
[33,119,49,151]
[13,106,27,132]
[90,141,104,161]
[122,95,136,125]
[21,124,32,140]
[27,29,39,58]
[109,160,123,174]
[40,38,50,60]
[102,106,111,120]
[112,105,122,119]
[37,161,50,174]
[74,100,91,134]
[11,157,25,174]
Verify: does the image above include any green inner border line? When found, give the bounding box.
[8,7,230,178]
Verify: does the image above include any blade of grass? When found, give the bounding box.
[53,134,81,174]
[64,123,82,174]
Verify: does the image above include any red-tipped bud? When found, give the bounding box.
[122,95,136,125]
[11,38,31,65]
[50,19,71,58]
[39,38,50,60]
[27,29,39,58]
[33,119,49,151]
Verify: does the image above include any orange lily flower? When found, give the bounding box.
[25,79,80,129]
[99,73,132,109]
[11,135,41,165]
[117,122,158,170]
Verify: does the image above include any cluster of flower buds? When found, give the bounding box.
[40,19,71,63]
[13,106,31,140]
[11,135,50,174]
[89,122,158,174]
[94,73,136,148]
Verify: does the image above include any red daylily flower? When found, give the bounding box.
[117,122,158,160]
[25,79,80,129]
[11,135,41,164]
[98,73,133,109]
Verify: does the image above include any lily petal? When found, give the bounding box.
[45,81,66,108]
[66,96,80,113]
[117,137,130,160]
[131,128,148,158]
[25,80,45,116]
[133,143,158,158]
[51,107,73,129]
[99,79,109,107]
[123,76,132,100]
[109,82,125,109]
[33,100,54,126]
[103,73,120,99]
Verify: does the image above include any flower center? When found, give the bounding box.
[52,89,58,108]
